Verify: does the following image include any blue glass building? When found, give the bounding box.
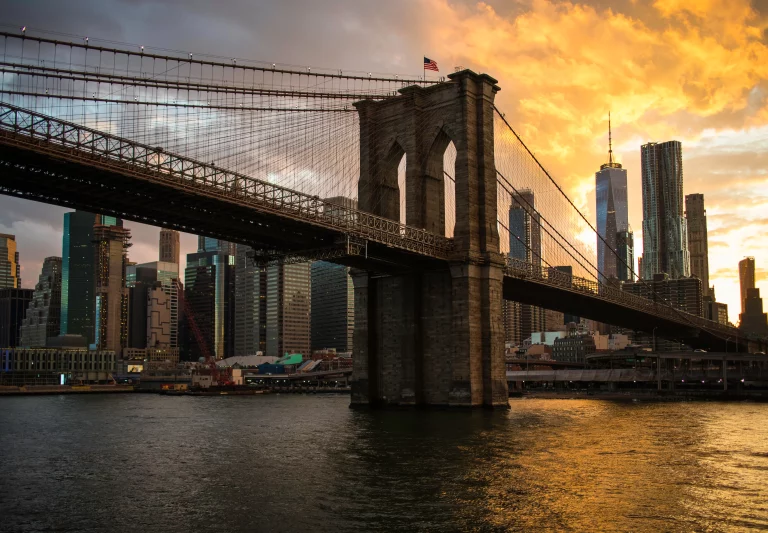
[184,240,236,360]
[596,118,629,282]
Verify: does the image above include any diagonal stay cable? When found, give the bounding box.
[492,106,734,340]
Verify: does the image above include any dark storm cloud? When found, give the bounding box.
[0,0,457,287]
[2,0,447,75]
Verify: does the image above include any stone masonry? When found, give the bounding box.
[351,70,508,408]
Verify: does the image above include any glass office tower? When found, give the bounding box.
[596,116,629,282]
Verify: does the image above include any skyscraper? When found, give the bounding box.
[184,243,236,360]
[0,234,21,289]
[159,228,180,265]
[304,196,358,353]
[685,194,710,297]
[266,262,311,357]
[311,261,354,352]
[508,189,541,265]
[616,230,635,281]
[641,141,690,280]
[126,263,156,348]
[140,262,180,348]
[92,224,131,353]
[706,287,729,325]
[147,283,172,348]
[197,236,236,256]
[739,257,755,315]
[505,190,544,345]
[553,266,580,324]
[234,244,266,356]
[60,211,96,344]
[19,257,62,347]
[740,287,768,336]
[595,115,629,282]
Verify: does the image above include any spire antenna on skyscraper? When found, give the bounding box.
[609,111,614,165]
[601,112,622,170]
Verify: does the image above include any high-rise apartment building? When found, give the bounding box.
[19,257,62,347]
[234,244,266,356]
[0,234,20,289]
[596,116,629,282]
[266,262,311,357]
[92,224,131,353]
[641,141,690,279]
[739,257,755,315]
[159,228,180,265]
[0,288,33,347]
[311,261,354,352]
[184,244,236,360]
[685,194,710,297]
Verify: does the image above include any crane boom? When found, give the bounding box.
[174,279,229,386]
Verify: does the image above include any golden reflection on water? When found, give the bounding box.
[2,395,767,532]
[447,400,768,532]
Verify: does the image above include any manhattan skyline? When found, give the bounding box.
[1,0,767,323]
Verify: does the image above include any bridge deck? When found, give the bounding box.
[0,101,761,352]
[0,102,449,271]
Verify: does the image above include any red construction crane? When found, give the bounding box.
[174,279,231,387]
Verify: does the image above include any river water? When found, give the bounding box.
[1,394,767,532]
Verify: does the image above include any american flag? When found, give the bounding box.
[424,57,439,72]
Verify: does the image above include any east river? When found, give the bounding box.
[1,394,767,532]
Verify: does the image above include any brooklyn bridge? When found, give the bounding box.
[0,31,759,407]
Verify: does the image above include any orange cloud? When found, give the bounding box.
[424,0,768,322]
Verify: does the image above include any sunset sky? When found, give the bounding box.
[2,0,768,323]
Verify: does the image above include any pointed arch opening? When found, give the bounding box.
[425,128,456,237]
[397,152,407,226]
[374,140,405,223]
[443,141,456,238]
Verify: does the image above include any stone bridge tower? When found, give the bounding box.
[351,70,508,408]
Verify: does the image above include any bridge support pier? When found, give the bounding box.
[350,261,507,408]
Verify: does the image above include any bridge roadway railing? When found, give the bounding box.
[0,102,452,259]
[503,257,737,337]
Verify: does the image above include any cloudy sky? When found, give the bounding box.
[2,0,768,323]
